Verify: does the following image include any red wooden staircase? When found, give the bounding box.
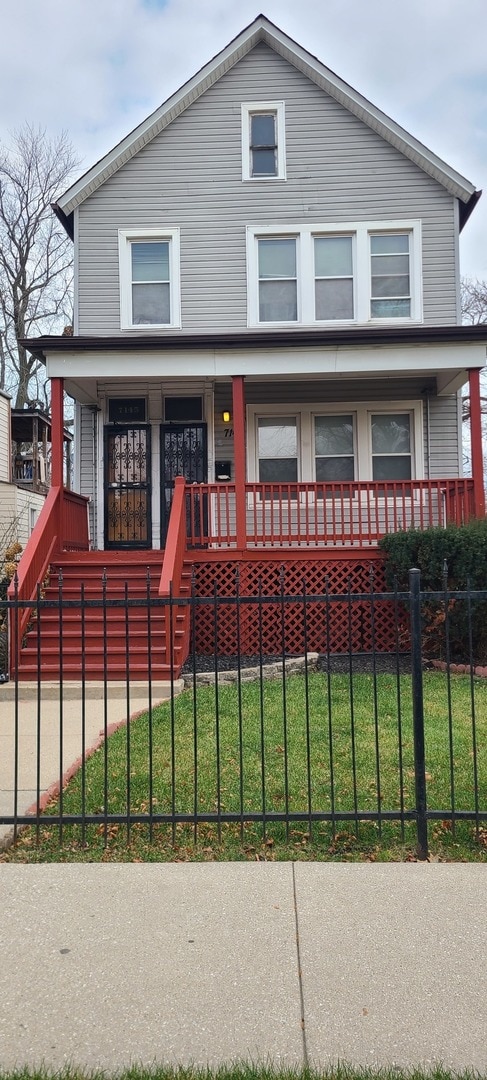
[15,551,192,681]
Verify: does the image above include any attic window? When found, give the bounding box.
[242,102,286,181]
[118,228,181,330]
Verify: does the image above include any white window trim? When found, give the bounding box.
[118,228,181,331]
[241,102,286,181]
[246,220,422,327]
[247,401,424,483]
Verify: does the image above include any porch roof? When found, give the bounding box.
[20,323,487,363]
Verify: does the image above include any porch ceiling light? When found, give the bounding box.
[222,410,231,423]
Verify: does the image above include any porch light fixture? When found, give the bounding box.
[222,410,231,423]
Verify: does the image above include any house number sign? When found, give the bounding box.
[109,398,146,423]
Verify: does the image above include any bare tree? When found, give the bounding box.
[0,126,79,408]
[461,276,487,327]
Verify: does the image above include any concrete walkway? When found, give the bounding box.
[0,863,486,1073]
[0,680,183,844]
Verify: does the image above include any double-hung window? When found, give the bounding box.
[370,233,411,318]
[257,416,298,482]
[314,236,354,321]
[248,403,422,484]
[247,221,421,327]
[314,415,355,481]
[119,228,181,329]
[371,413,412,480]
[242,102,286,180]
[258,237,298,322]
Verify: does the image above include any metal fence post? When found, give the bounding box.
[409,567,428,860]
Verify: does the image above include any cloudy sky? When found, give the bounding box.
[1,0,486,279]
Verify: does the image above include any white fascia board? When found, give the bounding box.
[57,16,476,218]
[45,341,487,383]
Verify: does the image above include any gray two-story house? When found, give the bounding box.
[16,15,487,678]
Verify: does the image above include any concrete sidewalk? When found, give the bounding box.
[0,680,183,843]
[0,863,486,1072]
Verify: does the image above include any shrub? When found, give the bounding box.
[379,519,487,663]
[0,539,23,677]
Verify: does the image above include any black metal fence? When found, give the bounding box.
[1,568,486,859]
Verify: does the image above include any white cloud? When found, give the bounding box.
[1,0,487,276]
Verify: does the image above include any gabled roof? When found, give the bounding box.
[54,14,480,238]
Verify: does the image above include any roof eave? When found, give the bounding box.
[55,15,478,220]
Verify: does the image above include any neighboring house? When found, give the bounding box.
[0,391,50,549]
[14,15,487,679]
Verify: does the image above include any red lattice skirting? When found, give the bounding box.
[188,552,396,655]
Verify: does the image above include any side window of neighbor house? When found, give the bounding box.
[242,103,286,180]
[119,229,181,330]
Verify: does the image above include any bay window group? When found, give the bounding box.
[252,405,420,485]
[248,220,421,326]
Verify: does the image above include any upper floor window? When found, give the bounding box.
[241,102,286,181]
[258,237,297,321]
[119,228,181,330]
[314,236,354,321]
[370,234,411,318]
[247,221,421,326]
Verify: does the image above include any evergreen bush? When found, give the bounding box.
[379,519,487,663]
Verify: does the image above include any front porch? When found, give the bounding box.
[7,358,486,680]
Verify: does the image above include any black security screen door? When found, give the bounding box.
[161,423,207,543]
[104,425,151,548]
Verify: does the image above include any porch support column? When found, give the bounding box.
[468,368,485,518]
[232,375,247,550]
[50,377,64,549]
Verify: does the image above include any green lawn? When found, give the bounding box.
[2,671,487,862]
[0,1064,486,1080]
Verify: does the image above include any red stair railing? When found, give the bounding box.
[8,486,89,672]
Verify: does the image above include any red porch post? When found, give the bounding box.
[50,377,64,547]
[232,375,247,549]
[468,368,485,518]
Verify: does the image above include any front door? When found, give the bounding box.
[161,423,207,543]
[104,425,151,548]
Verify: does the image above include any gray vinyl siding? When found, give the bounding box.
[427,394,461,478]
[79,405,97,541]
[77,42,458,335]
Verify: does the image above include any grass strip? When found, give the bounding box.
[2,672,487,862]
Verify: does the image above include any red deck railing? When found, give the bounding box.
[159,477,187,596]
[183,478,476,549]
[8,486,89,671]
